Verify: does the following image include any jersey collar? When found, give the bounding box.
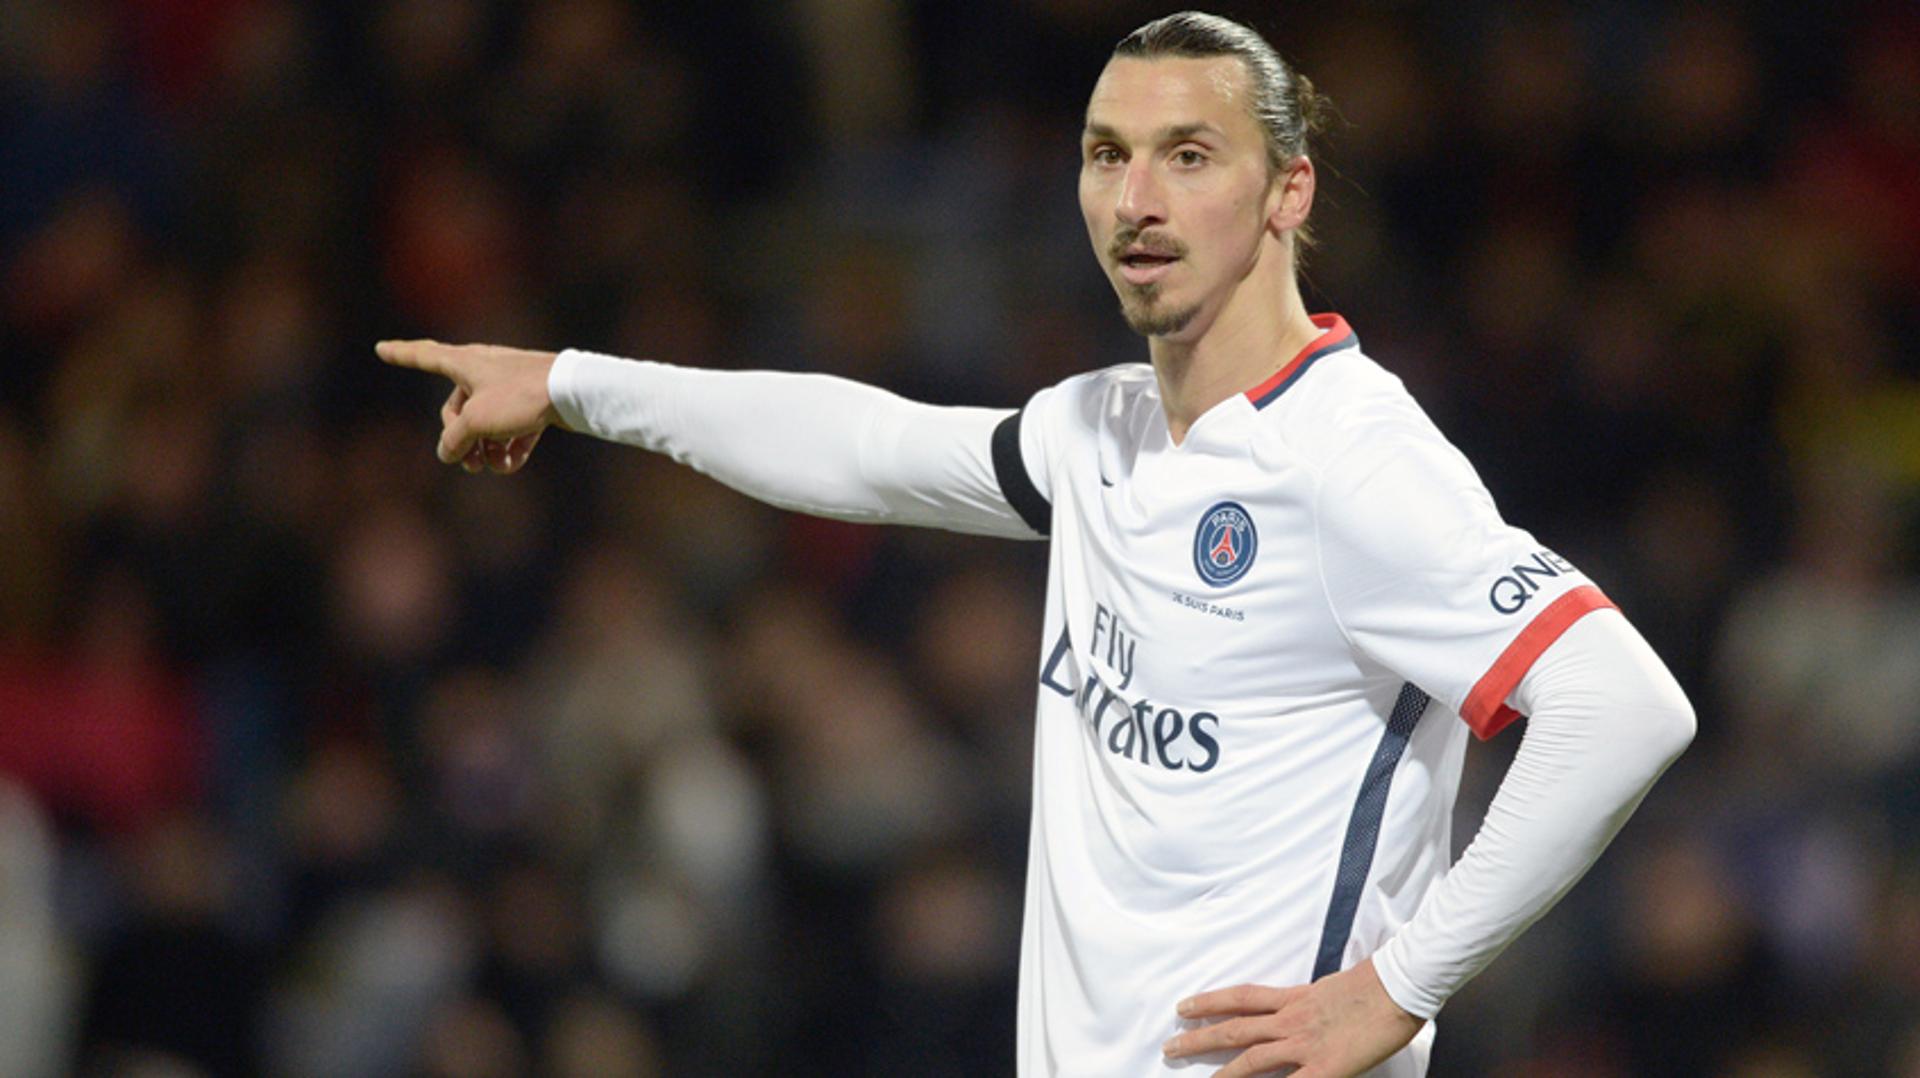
[1243,313,1358,410]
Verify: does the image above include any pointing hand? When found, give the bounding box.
[375,339,563,474]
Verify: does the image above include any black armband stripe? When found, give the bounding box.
[991,410,1050,536]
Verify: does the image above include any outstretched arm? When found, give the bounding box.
[377,340,1047,538]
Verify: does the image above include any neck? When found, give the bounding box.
[1149,247,1319,444]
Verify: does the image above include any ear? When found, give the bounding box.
[1266,156,1315,238]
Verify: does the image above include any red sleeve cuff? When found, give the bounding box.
[1460,585,1617,739]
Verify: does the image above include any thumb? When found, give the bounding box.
[439,409,478,464]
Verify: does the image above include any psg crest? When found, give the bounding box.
[1193,501,1257,587]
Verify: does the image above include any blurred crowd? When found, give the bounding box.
[0,1,1916,1075]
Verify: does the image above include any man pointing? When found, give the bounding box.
[381,12,1693,1076]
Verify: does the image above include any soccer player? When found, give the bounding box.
[379,12,1694,1077]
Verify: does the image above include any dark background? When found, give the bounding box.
[1,1,1917,1074]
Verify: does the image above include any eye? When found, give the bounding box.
[1172,148,1207,167]
[1088,144,1124,167]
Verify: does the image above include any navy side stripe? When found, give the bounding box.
[991,409,1051,536]
[1311,683,1430,980]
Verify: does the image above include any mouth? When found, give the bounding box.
[1117,249,1181,286]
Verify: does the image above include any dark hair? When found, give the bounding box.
[1112,12,1330,249]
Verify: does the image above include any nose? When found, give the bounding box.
[1115,158,1165,230]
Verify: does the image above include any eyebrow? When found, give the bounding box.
[1082,121,1225,144]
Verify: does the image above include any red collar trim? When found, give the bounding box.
[1243,313,1357,409]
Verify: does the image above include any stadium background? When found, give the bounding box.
[1,1,1917,1074]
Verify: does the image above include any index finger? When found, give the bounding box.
[375,339,456,378]
[1178,984,1298,1018]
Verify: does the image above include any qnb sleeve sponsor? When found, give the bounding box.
[1313,413,1615,740]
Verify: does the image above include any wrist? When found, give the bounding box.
[1353,958,1425,1035]
[534,350,565,430]
[1367,945,1438,1022]
[546,348,596,433]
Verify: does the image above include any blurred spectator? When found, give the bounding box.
[279,738,405,944]
[269,870,476,1076]
[866,844,1022,1076]
[0,409,61,641]
[380,146,530,337]
[0,566,202,837]
[1713,457,1920,789]
[1593,833,1782,1077]
[327,498,458,674]
[0,778,74,1078]
[732,585,975,877]
[473,855,589,1042]
[411,993,527,1078]
[525,543,767,901]
[1779,10,1920,302]
[77,813,263,1077]
[541,990,662,1078]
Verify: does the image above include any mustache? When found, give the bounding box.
[1109,227,1186,261]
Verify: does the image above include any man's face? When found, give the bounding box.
[1080,55,1278,339]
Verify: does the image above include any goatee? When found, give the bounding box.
[1120,287,1199,337]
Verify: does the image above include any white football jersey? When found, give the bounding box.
[546,314,1619,1077]
[986,315,1613,1077]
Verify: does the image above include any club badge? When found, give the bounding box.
[1193,501,1257,587]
